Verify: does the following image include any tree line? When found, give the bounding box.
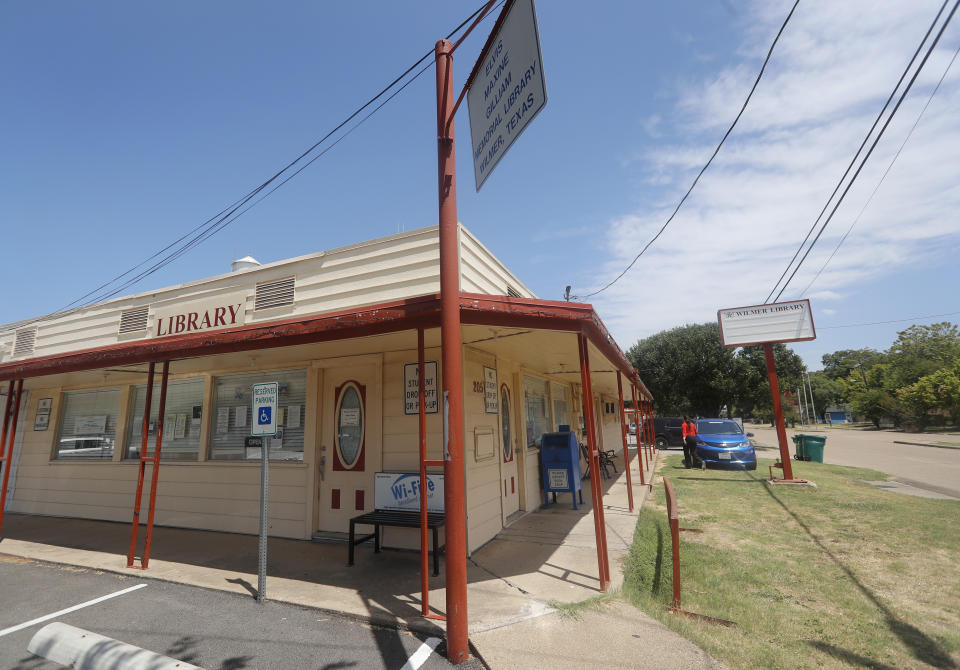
[815,322,960,430]
[627,321,960,430]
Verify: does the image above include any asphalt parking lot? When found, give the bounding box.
[747,424,960,499]
[0,555,464,670]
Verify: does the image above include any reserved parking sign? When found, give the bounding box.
[251,382,278,437]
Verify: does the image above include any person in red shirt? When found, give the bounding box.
[681,415,697,468]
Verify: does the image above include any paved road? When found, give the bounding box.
[747,424,960,499]
[0,556,463,670]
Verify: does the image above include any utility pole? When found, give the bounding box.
[806,370,818,425]
[855,358,869,387]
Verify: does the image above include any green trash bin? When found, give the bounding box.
[802,434,826,463]
[791,434,806,461]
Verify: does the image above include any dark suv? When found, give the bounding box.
[643,417,685,449]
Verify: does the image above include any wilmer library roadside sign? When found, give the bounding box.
[718,298,815,483]
[717,299,815,348]
[468,0,547,191]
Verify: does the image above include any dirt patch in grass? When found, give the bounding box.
[624,453,960,670]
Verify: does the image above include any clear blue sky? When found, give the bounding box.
[2,1,958,370]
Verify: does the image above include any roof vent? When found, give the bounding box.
[255,276,295,311]
[119,306,149,334]
[13,328,37,358]
[506,286,521,298]
[232,255,261,273]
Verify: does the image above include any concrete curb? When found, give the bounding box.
[29,622,203,670]
[893,440,960,450]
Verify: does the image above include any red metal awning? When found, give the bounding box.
[0,292,650,397]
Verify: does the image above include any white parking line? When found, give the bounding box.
[0,583,147,638]
[400,636,441,670]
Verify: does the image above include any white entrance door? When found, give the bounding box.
[499,383,520,519]
[316,359,381,533]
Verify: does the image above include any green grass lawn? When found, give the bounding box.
[624,454,960,670]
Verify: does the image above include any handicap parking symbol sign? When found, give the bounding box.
[258,407,272,426]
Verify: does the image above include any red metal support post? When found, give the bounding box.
[435,38,469,664]
[616,373,634,512]
[663,477,682,611]
[0,379,23,536]
[127,362,156,567]
[640,394,651,470]
[647,399,657,456]
[578,333,610,591]
[0,381,13,488]
[640,398,649,461]
[630,384,647,487]
[141,360,170,569]
[417,328,432,618]
[764,343,796,481]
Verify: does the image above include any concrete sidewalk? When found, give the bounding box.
[0,445,720,669]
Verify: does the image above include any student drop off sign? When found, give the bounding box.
[468,0,547,190]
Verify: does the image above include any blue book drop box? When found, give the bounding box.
[540,430,583,509]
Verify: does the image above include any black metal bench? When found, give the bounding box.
[348,510,446,576]
[579,442,618,480]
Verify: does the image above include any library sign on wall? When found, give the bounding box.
[152,291,247,338]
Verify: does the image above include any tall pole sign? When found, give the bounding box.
[467,0,547,190]
[718,299,815,483]
[251,381,278,603]
[432,0,547,660]
[435,37,469,665]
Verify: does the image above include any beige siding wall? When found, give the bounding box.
[458,226,535,298]
[0,225,538,365]
[1,228,443,363]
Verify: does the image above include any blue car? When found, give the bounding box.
[694,419,756,470]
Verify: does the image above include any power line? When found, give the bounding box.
[799,42,960,297]
[87,57,442,307]
[818,311,960,329]
[54,1,500,315]
[570,0,799,300]
[766,0,959,303]
[763,0,950,304]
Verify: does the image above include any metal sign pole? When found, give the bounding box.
[764,343,796,481]
[258,439,269,603]
[251,381,278,604]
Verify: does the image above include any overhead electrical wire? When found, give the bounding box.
[85,57,443,308]
[570,0,800,300]
[765,0,959,303]
[763,0,950,304]
[48,1,502,318]
[818,310,960,329]
[798,41,960,298]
